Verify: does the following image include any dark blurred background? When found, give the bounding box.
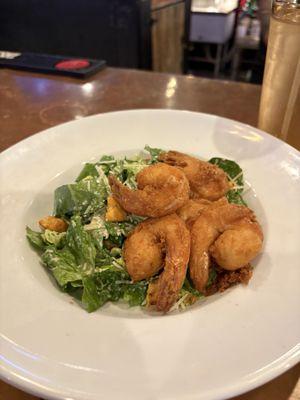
[0,0,269,83]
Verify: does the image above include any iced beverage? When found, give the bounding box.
[258,0,300,145]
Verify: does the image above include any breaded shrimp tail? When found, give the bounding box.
[109,163,190,217]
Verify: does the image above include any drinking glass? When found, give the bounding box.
[258,0,300,147]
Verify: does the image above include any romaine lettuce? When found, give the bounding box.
[42,246,82,287]
[209,157,247,205]
[26,227,46,251]
[54,176,108,219]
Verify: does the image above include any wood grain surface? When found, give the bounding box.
[0,67,263,151]
[152,1,185,73]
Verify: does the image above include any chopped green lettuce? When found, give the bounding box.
[35,212,147,311]
[95,247,114,267]
[82,266,148,312]
[54,176,108,219]
[28,151,154,312]
[82,266,128,312]
[42,229,66,248]
[42,246,82,287]
[206,267,218,288]
[121,158,148,189]
[209,157,247,205]
[82,275,103,312]
[226,191,247,206]
[182,277,203,297]
[26,227,46,251]
[144,145,163,163]
[65,216,96,272]
[76,163,100,182]
[171,278,204,311]
[104,221,136,246]
[96,154,149,189]
[209,158,243,191]
[123,281,148,306]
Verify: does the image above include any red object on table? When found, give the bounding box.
[55,59,90,70]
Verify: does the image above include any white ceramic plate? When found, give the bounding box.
[1,110,299,400]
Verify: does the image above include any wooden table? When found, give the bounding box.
[0,67,299,400]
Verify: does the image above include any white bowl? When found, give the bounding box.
[1,109,299,400]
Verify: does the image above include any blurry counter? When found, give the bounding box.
[1,67,299,152]
[0,67,261,151]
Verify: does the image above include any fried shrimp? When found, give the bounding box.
[176,199,211,228]
[124,213,190,312]
[158,150,230,200]
[108,163,190,218]
[189,203,263,291]
[176,197,228,228]
[123,227,164,282]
